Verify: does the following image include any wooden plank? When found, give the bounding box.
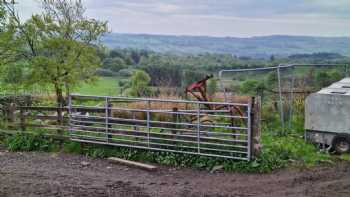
[19,106,68,111]
[19,106,105,113]
[108,157,157,171]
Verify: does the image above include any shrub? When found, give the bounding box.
[5,133,59,152]
[127,70,153,97]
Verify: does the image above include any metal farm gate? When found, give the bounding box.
[68,94,253,160]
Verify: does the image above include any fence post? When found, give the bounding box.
[108,102,112,141]
[251,96,262,159]
[8,103,16,129]
[277,65,285,134]
[147,100,151,148]
[105,97,111,143]
[20,107,26,131]
[197,103,201,154]
[247,100,252,160]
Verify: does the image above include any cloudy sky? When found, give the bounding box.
[17,0,350,37]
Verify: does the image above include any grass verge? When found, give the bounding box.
[0,131,333,173]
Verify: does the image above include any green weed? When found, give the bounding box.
[4,133,60,152]
[1,129,332,173]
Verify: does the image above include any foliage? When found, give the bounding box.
[93,47,350,93]
[266,71,277,88]
[259,133,331,168]
[315,69,343,88]
[0,0,108,125]
[0,1,21,72]
[127,70,153,97]
[0,61,29,93]
[240,79,266,96]
[1,127,331,173]
[144,64,183,87]
[4,133,59,152]
[102,57,127,72]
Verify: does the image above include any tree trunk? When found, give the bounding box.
[55,86,65,133]
[65,82,70,104]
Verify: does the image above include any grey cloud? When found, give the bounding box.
[16,0,350,37]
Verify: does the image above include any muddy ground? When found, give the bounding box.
[0,148,350,197]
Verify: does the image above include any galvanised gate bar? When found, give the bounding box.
[68,94,252,160]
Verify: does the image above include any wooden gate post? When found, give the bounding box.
[8,103,16,129]
[251,96,262,158]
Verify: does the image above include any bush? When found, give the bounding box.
[257,133,331,170]
[5,133,59,152]
[127,70,153,97]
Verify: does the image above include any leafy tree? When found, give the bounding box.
[2,0,108,124]
[127,70,152,97]
[102,57,127,72]
[2,62,26,93]
[117,79,131,95]
[240,79,266,96]
[0,1,18,68]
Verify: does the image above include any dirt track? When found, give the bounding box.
[0,149,350,197]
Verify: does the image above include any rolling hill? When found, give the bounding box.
[102,33,350,58]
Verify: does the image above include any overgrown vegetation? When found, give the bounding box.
[0,130,331,173]
[3,133,59,152]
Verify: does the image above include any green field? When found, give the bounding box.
[74,77,122,96]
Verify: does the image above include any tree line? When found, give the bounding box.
[0,0,108,124]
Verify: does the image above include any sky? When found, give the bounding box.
[16,0,350,37]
